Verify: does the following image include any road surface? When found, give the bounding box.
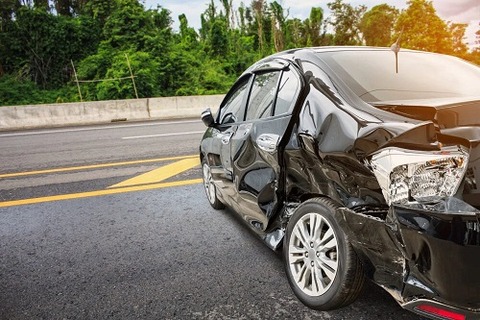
[0,119,423,319]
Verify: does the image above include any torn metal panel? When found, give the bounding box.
[337,207,405,292]
[396,205,480,309]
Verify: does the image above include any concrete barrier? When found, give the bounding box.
[0,94,225,131]
[148,94,223,119]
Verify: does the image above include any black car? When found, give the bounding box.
[199,46,480,320]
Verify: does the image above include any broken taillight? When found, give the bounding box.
[370,146,469,205]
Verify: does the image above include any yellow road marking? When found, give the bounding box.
[0,155,197,179]
[0,155,202,208]
[109,158,200,188]
[0,179,202,208]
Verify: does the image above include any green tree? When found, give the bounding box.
[220,0,233,29]
[82,0,117,26]
[0,0,20,31]
[252,0,266,53]
[209,18,229,57]
[95,51,159,100]
[270,1,286,51]
[3,0,474,107]
[394,0,453,53]
[77,1,174,99]
[199,0,216,41]
[101,0,154,50]
[199,1,229,57]
[0,0,17,75]
[54,0,73,16]
[285,18,307,48]
[34,0,49,11]
[327,0,366,45]
[305,7,325,46]
[178,13,198,46]
[360,4,398,46]
[237,3,246,33]
[1,7,99,88]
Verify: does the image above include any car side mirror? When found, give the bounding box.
[201,108,216,127]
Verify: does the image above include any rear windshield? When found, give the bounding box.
[316,50,480,102]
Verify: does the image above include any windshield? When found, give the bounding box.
[317,49,480,102]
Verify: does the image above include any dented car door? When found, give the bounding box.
[229,66,302,232]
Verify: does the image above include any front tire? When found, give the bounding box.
[201,159,224,210]
[283,197,364,310]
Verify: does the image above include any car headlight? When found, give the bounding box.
[370,146,469,205]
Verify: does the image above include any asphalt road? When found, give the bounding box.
[0,119,423,319]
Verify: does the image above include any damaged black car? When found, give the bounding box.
[199,46,480,320]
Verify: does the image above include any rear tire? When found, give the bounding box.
[283,197,364,310]
[201,158,225,210]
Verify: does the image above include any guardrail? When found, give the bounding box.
[0,94,224,131]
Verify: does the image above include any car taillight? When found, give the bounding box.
[370,146,469,205]
[415,304,466,320]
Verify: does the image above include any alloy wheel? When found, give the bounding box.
[288,212,339,296]
[202,163,216,205]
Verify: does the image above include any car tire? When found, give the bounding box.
[201,158,225,210]
[283,197,364,310]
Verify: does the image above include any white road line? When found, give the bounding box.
[122,131,205,140]
[0,120,201,138]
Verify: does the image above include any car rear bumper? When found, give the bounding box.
[395,206,480,312]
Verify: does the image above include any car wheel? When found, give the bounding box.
[283,197,364,310]
[202,159,225,210]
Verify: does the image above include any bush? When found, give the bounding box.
[0,75,79,106]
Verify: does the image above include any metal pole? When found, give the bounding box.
[125,53,139,99]
[71,60,83,102]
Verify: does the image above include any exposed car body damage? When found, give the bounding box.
[200,47,480,319]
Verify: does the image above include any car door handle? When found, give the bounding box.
[256,134,279,153]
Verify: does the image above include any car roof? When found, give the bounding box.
[245,46,429,73]
[274,45,433,59]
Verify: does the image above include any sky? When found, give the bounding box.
[144,0,479,48]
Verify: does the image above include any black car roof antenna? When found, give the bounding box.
[390,28,403,74]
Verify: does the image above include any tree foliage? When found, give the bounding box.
[394,0,453,53]
[0,7,99,88]
[327,0,366,45]
[0,0,478,106]
[360,4,398,46]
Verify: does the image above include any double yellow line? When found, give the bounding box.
[0,155,202,208]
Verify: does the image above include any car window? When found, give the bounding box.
[245,71,281,121]
[316,50,480,102]
[219,78,250,124]
[274,69,301,116]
